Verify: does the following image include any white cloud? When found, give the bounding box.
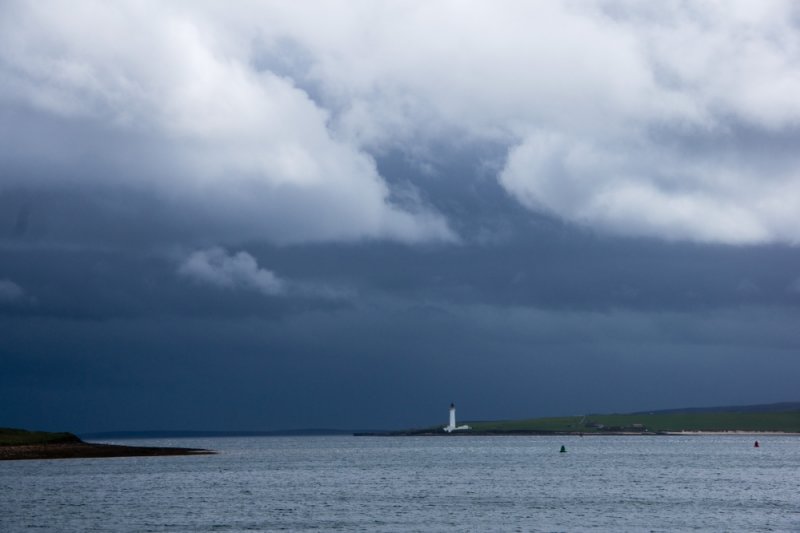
[0,1,453,245]
[0,279,25,302]
[257,0,800,244]
[179,247,284,296]
[498,132,800,244]
[2,1,799,244]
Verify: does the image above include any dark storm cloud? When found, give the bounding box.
[3,149,800,432]
[3,302,799,432]
[3,145,800,431]
[4,218,800,324]
[2,1,800,432]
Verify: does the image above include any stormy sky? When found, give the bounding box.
[2,1,799,433]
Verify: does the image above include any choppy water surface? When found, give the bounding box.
[1,435,798,532]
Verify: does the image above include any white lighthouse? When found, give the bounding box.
[443,402,471,433]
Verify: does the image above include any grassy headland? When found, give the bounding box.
[467,410,800,434]
[0,427,215,461]
[362,402,800,436]
[0,428,82,446]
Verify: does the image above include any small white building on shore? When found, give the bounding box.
[443,403,471,433]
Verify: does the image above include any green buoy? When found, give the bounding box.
[560,445,566,453]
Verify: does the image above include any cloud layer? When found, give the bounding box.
[2,1,800,246]
[4,2,800,433]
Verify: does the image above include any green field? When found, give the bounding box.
[0,428,81,446]
[464,410,800,434]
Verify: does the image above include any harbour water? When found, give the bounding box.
[1,435,798,532]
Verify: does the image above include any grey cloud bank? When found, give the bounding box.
[1,1,799,431]
[2,300,798,432]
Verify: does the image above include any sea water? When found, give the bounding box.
[1,435,798,532]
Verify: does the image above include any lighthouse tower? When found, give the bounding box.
[443,402,471,433]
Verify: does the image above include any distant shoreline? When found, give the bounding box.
[361,402,800,436]
[355,430,800,437]
[0,441,215,461]
[662,430,800,436]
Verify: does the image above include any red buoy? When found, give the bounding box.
[754,440,760,448]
